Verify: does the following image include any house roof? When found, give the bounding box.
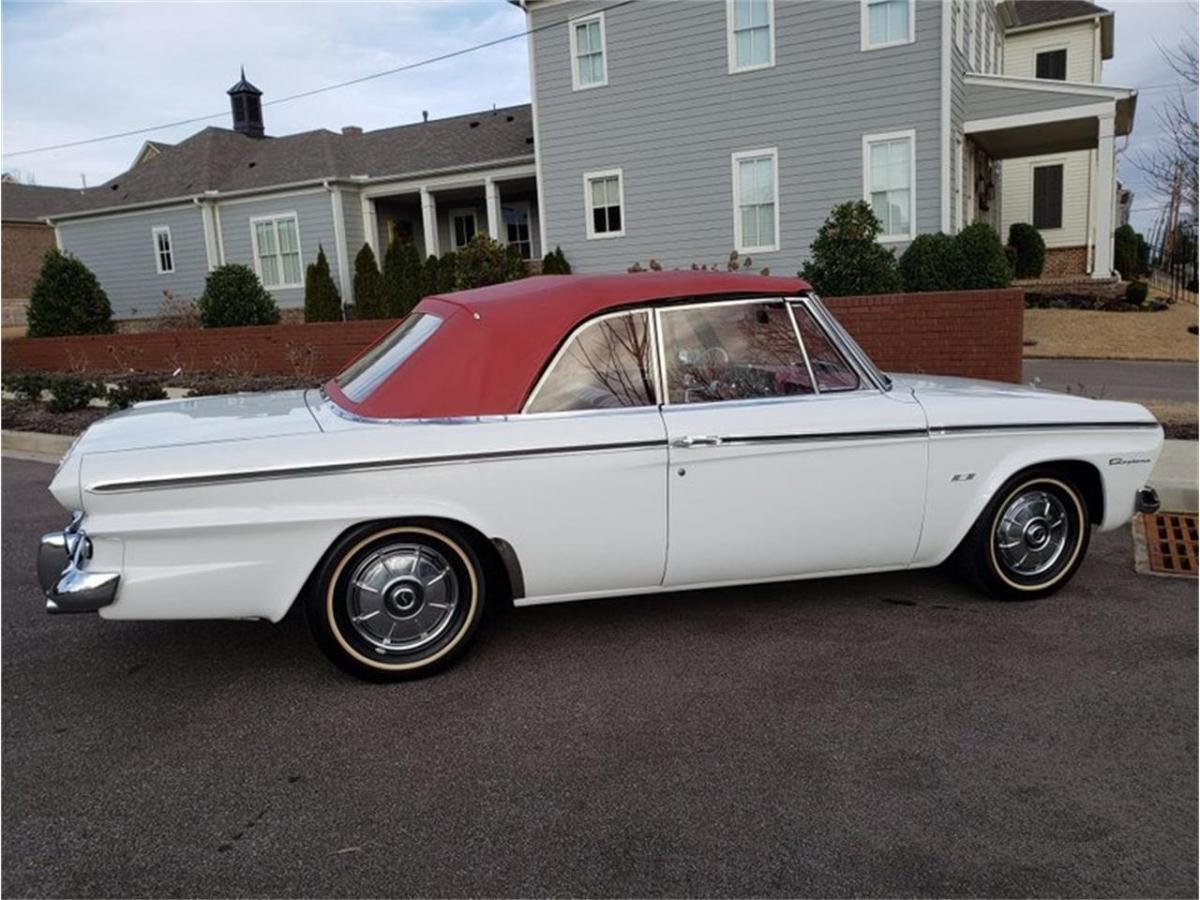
[33,103,535,220]
[1008,1,1110,28]
[1,182,92,222]
[325,271,814,419]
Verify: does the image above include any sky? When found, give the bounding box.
[2,0,1197,235]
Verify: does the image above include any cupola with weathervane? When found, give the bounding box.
[227,67,264,139]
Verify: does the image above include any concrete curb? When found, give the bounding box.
[1,430,73,464]
[1149,440,1199,513]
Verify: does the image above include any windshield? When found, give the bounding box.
[807,295,891,390]
[335,313,442,404]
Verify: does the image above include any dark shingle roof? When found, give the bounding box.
[22,104,534,219]
[1,182,93,222]
[1009,0,1110,28]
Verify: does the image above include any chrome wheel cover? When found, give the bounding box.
[346,543,460,654]
[994,489,1070,577]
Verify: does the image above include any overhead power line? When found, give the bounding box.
[1,0,635,160]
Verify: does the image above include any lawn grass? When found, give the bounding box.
[1024,298,1198,362]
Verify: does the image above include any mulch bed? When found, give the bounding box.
[1024,293,1169,312]
[2,401,110,436]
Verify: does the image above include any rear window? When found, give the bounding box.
[335,313,441,404]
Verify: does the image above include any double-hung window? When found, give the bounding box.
[584,169,624,239]
[864,130,915,242]
[451,209,478,250]
[251,213,303,289]
[1036,49,1068,80]
[863,0,913,49]
[727,0,774,72]
[151,226,174,274]
[570,13,607,90]
[1032,164,1064,230]
[732,149,779,253]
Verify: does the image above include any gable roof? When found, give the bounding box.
[1008,1,1110,28]
[36,104,535,220]
[1,182,92,222]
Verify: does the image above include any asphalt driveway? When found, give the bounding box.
[2,458,1196,898]
[1023,359,1199,406]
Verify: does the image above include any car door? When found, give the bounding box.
[657,296,928,588]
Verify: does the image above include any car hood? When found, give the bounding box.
[889,372,1159,430]
[69,390,321,455]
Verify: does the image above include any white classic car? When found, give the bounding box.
[40,272,1163,680]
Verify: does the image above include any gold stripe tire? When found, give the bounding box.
[959,471,1091,601]
[305,523,486,681]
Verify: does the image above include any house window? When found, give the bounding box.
[1036,49,1068,80]
[250,213,303,289]
[864,130,915,242]
[863,0,913,49]
[1033,164,1064,229]
[727,0,774,72]
[151,226,174,274]
[503,203,532,259]
[732,149,779,253]
[569,13,607,90]
[451,209,478,250]
[584,169,624,239]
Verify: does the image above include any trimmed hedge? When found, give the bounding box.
[197,264,281,328]
[26,248,114,338]
[899,233,965,292]
[1007,223,1045,279]
[956,222,1013,289]
[800,201,902,296]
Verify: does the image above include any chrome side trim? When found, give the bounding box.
[713,428,928,447]
[87,439,670,494]
[931,421,1161,436]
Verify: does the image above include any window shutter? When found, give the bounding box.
[1033,165,1064,230]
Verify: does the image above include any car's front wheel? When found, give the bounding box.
[306,522,486,681]
[958,470,1091,600]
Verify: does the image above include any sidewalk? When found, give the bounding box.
[1150,439,1199,513]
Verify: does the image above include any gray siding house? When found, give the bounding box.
[521,0,1136,279]
[21,73,540,320]
[8,0,1139,325]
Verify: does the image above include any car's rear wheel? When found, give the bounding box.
[958,470,1091,600]
[305,522,486,681]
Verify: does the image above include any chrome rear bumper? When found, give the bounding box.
[37,512,119,614]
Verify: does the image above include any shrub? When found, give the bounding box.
[107,375,167,410]
[197,264,280,328]
[352,243,387,320]
[954,222,1012,289]
[1007,223,1046,278]
[303,245,342,322]
[800,201,902,296]
[1125,280,1150,304]
[1114,224,1148,278]
[541,246,572,274]
[2,371,50,402]
[437,250,459,294]
[420,255,441,299]
[455,234,511,290]
[382,239,422,316]
[44,374,106,413]
[899,233,966,291]
[504,243,527,282]
[26,248,114,338]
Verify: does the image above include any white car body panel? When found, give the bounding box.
[44,301,1164,625]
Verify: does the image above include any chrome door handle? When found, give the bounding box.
[671,435,723,448]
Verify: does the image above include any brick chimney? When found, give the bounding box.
[341,126,363,138]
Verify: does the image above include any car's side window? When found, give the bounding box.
[791,304,861,392]
[659,300,813,405]
[525,311,657,413]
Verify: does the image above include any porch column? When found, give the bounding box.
[361,195,379,257]
[1090,113,1116,277]
[420,187,439,257]
[485,177,502,242]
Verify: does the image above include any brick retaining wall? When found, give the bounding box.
[2,288,1024,383]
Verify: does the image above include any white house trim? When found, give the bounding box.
[358,164,537,200]
[730,147,780,254]
[328,186,352,309]
[1006,13,1110,36]
[484,177,502,241]
[420,188,439,257]
[862,129,917,243]
[525,11,549,261]
[568,10,608,91]
[197,200,219,271]
[726,0,775,74]
[963,101,1116,135]
[860,0,915,52]
[939,0,952,232]
[217,187,326,207]
[361,194,378,257]
[963,72,1134,99]
[212,202,226,265]
[248,211,304,290]
[151,225,175,275]
[583,167,626,240]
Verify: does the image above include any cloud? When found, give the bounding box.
[1,0,530,186]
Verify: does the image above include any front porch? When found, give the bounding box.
[358,166,541,264]
[962,74,1138,279]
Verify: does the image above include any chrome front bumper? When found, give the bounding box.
[37,512,119,614]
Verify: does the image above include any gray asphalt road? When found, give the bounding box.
[2,458,1196,899]
[1023,359,1199,405]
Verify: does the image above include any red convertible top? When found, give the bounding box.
[325,271,812,419]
